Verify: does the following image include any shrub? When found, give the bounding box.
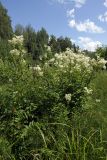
[0,35,107,159]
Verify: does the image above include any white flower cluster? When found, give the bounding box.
[84,87,93,95]
[9,35,26,61]
[97,58,107,69]
[8,35,24,46]
[46,49,107,72]
[10,49,20,56]
[10,49,26,57]
[29,65,43,76]
[48,50,88,72]
[44,45,51,51]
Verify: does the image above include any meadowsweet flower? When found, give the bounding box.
[10,49,20,56]
[29,66,33,70]
[98,59,107,66]
[65,93,72,102]
[29,65,43,76]
[35,65,41,71]
[22,49,26,54]
[59,64,64,68]
[45,48,106,76]
[8,35,24,45]
[44,62,49,68]
[39,71,43,76]
[84,87,93,94]
[54,53,59,58]
[103,65,106,70]
[21,59,26,64]
[47,46,51,52]
[39,56,42,60]
[49,58,55,63]
[9,78,12,82]
[95,99,101,103]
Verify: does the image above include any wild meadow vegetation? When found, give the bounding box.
[0,2,107,160]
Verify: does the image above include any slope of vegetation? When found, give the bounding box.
[0,35,107,160]
[0,2,107,160]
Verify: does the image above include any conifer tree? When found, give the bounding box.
[0,2,13,40]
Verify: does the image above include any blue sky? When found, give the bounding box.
[1,0,107,51]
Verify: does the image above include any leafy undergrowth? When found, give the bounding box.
[0,35,107,159]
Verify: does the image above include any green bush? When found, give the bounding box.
[0,35,107,159]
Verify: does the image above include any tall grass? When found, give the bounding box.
[12,121,106,160]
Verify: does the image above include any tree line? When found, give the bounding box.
[0,2,80,61]
[0,1,107,61]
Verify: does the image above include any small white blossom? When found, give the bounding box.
[103,65,106,70]
[59,64,64,68]
[65,93,72,102]
[9,78,12,82]
[54,53,59,58]
[44,62,49,68]
[35,65,41,71]
[49,58,55,63]
[22,49,26,54]
[39,71,43,76]
[39,56,42,60]
[29,66,33,70]
[98,59,107,66]
[84,87,93,94]
[47,46,51,52]
[22,59,26,64]
[29,65,43,76]
[10,49,20,56]
[95,99,101,103]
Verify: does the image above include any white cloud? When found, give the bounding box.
[50,0,66,4]
[57,0,65,4]
[104,0,107,7]
[74,0,86,8]
[51,0,86,7]
[67,8,75,18]
[69,19,76,27]
[70,38,76,43]
[98,11,107,22]
[78,37,102,51]
[68,19,105,33]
